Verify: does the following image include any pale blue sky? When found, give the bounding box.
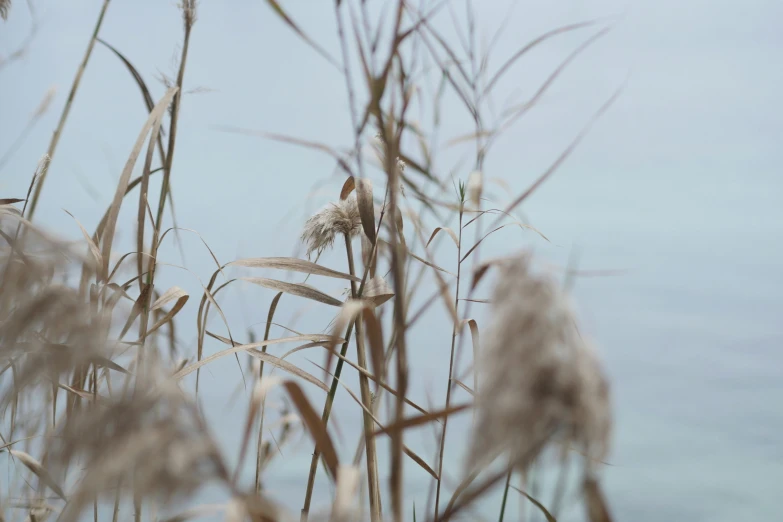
[2,1,782,520]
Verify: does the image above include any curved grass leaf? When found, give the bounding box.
[172,334,343,381]
[283,380,339,480]
[426,226,459,248]
[100,87,178,281]
[9,450,67,500]
[242,277,342,307]
[229,257,358,281]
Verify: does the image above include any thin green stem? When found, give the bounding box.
[434,205,464,518]
[301,320,357,522]
[301,202,388,522]
[498,469,512,522]
[255,294,280,491]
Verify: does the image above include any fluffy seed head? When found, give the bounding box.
[466,170,483,208]
[467,253,612,472]
[301,195,362,257]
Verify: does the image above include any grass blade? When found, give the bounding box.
[584,477,613,522]
[144,287,188,337]
[263,0,341,70]
[242,277,342,307]
[467,319,480,395]
[172,334,342,380]
[9,450,67,500]
[426,226,459,248]
[355,178,376,244]
[372,403,471,437]
[99,87,178,281]
[283,381,339,480]
[229,257,358,281]
[249,348,330,392]
[63,209,102,269]
[339,176,355,200]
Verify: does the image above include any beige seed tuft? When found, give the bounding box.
[467,253,612,473]
[301,194,362,257]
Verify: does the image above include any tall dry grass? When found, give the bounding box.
[1,1,621,521]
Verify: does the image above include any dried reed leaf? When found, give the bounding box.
[354,178,375,244]
[498,85,623,225]
[0,436,37,452]
[393,204,406,247]
[501,28,612,125]
[136,102,165,289]
[92,168,163,255]
[307,356,383,425]
[229,257,358,281]
[248,348,329,392]
[444,131,495,148]
[145,287,188,337]
[363,276,394,307]
[282,381,339,479]
[235,378,269,483]
[63,209,102,268]
[403,446,438,481]
[242,277,342,307]
[453,380,474,396]
[150,285,187,311]
[372,403,471,437]
[57,383,105,403]
[92,356,130,375]
[470,258,500,291]
[484,19,604,95]
[362,308,384,388]
[0,198,25,205]
[585,477,613,522]
[119,284,151,339]
[215,126,353,177]
[387,242,455,277]
[195,271,239,393]
[461,223,548,263]
[314,343,428,415]
[173,335,342,380]
[263,0,340,69]
[100,87,178,281]
[426,226,459,248]
[510,486,556,522]
[339,176,355,200]
[324,299,369,376]
[159,227,222,275]
[97,39,159,120]
[467,319,480,394]
[9,450,67,500]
